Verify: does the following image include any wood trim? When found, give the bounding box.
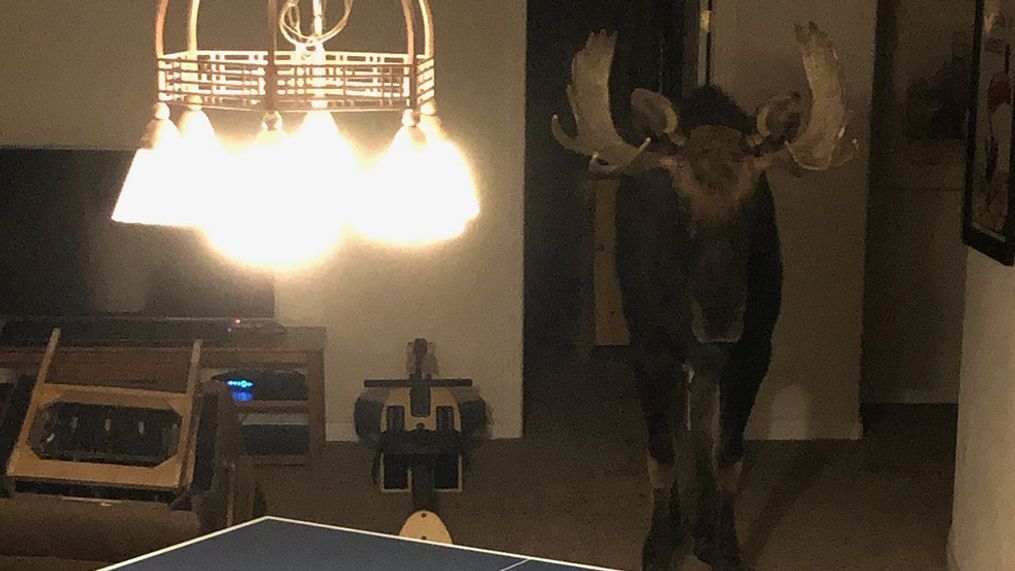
[417,0,434,58]
[156,0,171,58]
[593,181,630,346]
[265,0,279,113]
[401,0,418,108]
[306,349,325,463]
[187,0,201,55]
[237,401,309,412]
[33,383,195,405]
[35,329,61,388]
[9,329,61,474]
[199,351,313,367]
[178,340,203,490]
[243,454,308,465]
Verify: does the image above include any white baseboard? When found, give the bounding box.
[332,419,861,442]
[326,420,521,442]
[746,417,863,441]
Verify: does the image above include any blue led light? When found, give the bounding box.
[232,391,254,402]
[226,379,255,389]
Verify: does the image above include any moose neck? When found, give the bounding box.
[688,221,749,345]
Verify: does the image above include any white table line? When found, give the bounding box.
[497,559,533,571]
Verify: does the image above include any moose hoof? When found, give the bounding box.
[642,537,673,571]
[693,538,749,571]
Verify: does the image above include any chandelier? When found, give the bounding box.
[113,0,480,269]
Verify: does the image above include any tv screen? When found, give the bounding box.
[0,148,274,319]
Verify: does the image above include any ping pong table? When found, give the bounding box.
[100,516,617,570]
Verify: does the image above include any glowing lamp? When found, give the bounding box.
[353,109,479,245]
[202,112,346,270]
[118,0,471,270]
[112,103,191,226]
[176,105,227,226]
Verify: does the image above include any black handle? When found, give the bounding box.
[364,378,472,388]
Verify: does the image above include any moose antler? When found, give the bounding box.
[551,31,653,175]
[553,23,856,180]
[758,22,858,171]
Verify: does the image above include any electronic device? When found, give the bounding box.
[207,368,311,458]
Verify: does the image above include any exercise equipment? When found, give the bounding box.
[355,338,486,541]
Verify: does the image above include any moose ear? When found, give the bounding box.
[630,88,679,140]
[755,92,804,144]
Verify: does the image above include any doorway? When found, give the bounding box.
[524,0,707,368]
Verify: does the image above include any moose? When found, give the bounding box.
[552,23,855,571]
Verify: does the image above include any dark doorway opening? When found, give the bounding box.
[523,0,702,422]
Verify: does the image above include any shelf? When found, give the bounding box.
[242,454,309,466]
[236,400,309,412]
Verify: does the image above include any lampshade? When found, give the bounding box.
[351,112,480,246]
[176,106,228,227]
[112,103,192,226]
[289,109,362,226]
[201,112,349,270]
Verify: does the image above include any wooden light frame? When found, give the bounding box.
[154,0,436,113]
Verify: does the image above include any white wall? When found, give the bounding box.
[950,250,1015,570]
[711,0,877,439]
[0,1,526,440]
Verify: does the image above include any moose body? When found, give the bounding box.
[616,89,784,571]
[553,24,855,570]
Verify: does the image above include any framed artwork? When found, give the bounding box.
[965,0,1015,264]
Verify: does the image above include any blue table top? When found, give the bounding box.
[101,516,615,571]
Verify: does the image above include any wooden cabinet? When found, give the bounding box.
[593,180,631,346]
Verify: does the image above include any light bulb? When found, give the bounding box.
[112,103,193,226]
[201,111,351,270]
[177,106,216,144]
[177,106,227,227]
[290,110,361,220]
[352,113,480,246]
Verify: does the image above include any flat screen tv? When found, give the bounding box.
[0,148,275,321]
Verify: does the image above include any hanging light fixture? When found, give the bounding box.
[113,0,479,268]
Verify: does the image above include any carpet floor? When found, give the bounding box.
[255,349,956,570]
[1,348,955,570]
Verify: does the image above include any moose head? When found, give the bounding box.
[551,22,857,344]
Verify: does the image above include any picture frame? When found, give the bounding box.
[965,0,1015,265]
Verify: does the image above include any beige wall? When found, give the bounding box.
[950,0,1015,564]
[950,250,1015,570]
[0,1,526,440]
[711,0,876,439]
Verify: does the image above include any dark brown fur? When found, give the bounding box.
[616,86,783,570]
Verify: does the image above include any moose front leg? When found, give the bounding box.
[689,350,746,570]
[632,347,685,571]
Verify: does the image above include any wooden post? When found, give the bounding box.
[265,0,279,112]
[401,0,419,108]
